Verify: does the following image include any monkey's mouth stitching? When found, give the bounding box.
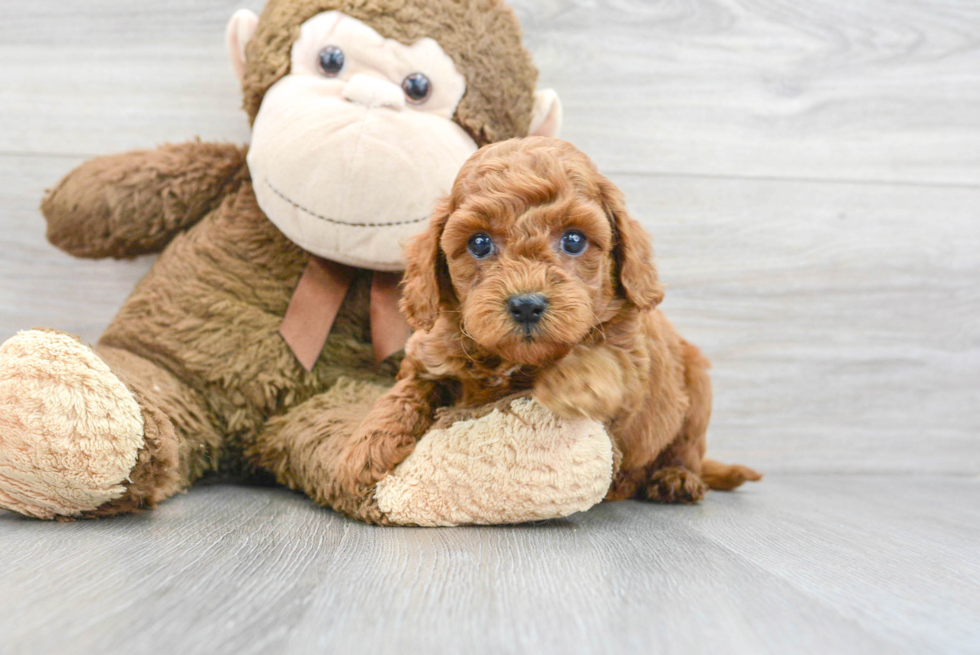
[264,178,429,228]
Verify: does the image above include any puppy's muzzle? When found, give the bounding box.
[507,293,548,328]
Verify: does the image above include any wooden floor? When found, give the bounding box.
[1,478,979,654]
[0,1,978,653]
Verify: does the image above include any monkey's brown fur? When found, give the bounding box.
[34,0,540,521]
[351,138,761,504]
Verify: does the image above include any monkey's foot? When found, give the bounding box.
[644,467,706,504]
[375,397,613,526]
[0,330,145,519]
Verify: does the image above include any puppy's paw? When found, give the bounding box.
[644,467,706,504]
[534,346,624,422]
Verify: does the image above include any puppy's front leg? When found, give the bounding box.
[339,369,444,501]
[534,344,627,422]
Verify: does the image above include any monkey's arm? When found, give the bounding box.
[41,141,248,259]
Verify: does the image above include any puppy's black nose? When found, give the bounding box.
[507,293,548,326]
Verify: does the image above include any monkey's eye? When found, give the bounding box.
[402,73,432,104]
[467,234,494,259]
[560,230,588,256]
[317,46,345,77]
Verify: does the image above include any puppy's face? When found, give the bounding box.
[440,174,615,366]
[401,138,664,368]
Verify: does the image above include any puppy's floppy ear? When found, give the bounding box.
[600,178,664,311]
[400,197,456,331]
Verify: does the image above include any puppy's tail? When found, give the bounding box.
[702,458,762,491]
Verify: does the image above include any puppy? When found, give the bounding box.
[345,137,760,506]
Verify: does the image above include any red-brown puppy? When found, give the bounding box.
[346,137,760,505]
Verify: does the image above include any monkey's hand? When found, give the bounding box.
[42,141,247,259]
[534,345,625,423]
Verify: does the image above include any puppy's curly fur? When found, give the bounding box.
[352,137,760,505]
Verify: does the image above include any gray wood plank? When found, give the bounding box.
[0,0,269,158]
[3,155,976,474]
[0,155,154,345]
[1,477,978,655]
[518,0,980,185]
[1,0,978,185]
[0,0,263,47]
[685,475,980,653]
[611,173,980,475]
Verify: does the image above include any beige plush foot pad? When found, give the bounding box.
[0,330,144,519]
[375,397,613,527]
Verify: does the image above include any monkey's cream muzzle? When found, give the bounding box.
[341,73,407,110]
[246,11,477,271]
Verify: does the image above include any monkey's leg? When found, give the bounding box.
[246,378,392,524]
[249,384,614,527]
[0,330,219,519]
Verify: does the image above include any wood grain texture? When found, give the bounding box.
[516,0,980,184]
[617,174,980,474]
[1,0,978,185]
[0,155,154,345]
[0,478,977,655]
[0,0,261,157]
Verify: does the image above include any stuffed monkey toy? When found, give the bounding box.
[0,0,616,526]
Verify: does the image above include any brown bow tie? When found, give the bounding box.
[279,256,412,372]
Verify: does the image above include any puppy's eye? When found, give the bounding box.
[560,230,588,256]
[402,73,432,104]
[317,46,345,77]
[467,233,494,259]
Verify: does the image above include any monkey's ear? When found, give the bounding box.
[226,9,260,85]
[399,198,457,332]
[600,179,664,311]
[529,90,563,139]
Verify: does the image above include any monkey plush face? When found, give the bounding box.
[246,12,477,270]
[226,0,562,271]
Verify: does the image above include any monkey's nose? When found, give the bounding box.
[507,294,548,327]
[342,73,406,110]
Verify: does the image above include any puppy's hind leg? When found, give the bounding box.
[642,341,711,504]
[643,341,760,503]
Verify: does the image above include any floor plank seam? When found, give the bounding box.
[2,152,978,192]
